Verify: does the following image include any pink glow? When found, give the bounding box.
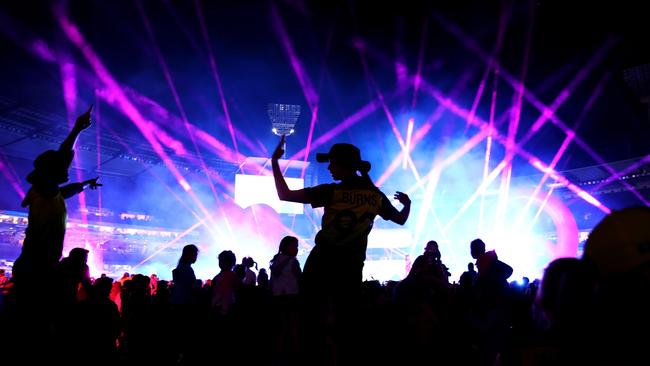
[60,61,77,119]
[411,19,429,108]
[179,179,192,192]
[417,80,611,213]
[195,0,239,157]
[192,129,242,165]
[511,189,580,259]
[0,155,25,198]
[537,193,580,258]
[356,43,419,177]
[134,215,208,269]
[478,67,499,234]
[466,8,508,133]
[103,120,231,247]
[270,2,324,176]
[55,7,217,223]
[576,190,603,208]
[102,123,206,220]
[31,40,56,61]
[395,61,408,90]
[288,98,384,161]
[497,6,534,231]
[94,89,188,156]
[592,154,650,192]
[119,88,262,163]
[270,3,319,110]
[430,15,640,205]
[519,73,610,220]
[528,158,611,214]
[516,44,613,147]
[301,105,319,179]
[137,0,219,201]
[504,3,534,154]
[94,96,102,226]
[57,56,91,226]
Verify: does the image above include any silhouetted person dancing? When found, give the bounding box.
[12,105,101,307]
[272,135,411,364]
[7,106,101,363]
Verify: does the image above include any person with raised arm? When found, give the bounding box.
[13,105,102,306]
[271,135,411,362]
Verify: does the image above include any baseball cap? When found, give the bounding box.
[316,143,371,171]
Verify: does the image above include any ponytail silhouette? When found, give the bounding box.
[357,160,378,189]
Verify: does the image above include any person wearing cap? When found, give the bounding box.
[271,135,411,361]
[12,106,102,306]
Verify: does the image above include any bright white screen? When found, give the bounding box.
[367,227,412,248]
[234,174,304,214]
[363,260,407,281]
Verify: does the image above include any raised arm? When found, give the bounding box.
[60,177,102,199]
[390,191,411,225]
[271,135,309,203]
[60,105,93,152]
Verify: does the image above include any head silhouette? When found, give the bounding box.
[425,240,441,259]
[279,235,299,257]
[179,244,199,265]
[242,256,257,270]
[69,247,89,263]
[27,150,72,184]
[218,250,236,272]
[316,143,372,182]
[470,239,486,259]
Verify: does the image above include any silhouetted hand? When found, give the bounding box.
[74,105,94,131]
[394,191,411,205]
[84,177,102,190]
[272,135,286,161]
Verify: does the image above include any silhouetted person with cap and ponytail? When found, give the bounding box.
[271,135,411,364]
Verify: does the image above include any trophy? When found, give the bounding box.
[268,103,301,157]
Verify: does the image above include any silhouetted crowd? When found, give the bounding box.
[0,108,648,365]
[2,205,650,366]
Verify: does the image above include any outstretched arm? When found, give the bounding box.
[60,177,103,199]
[390,191,411,225]
[271,135,309,203]
[60,105,93,152]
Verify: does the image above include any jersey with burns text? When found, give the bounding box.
[305,176,398,258]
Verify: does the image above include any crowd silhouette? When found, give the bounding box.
[0,110,648,366]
